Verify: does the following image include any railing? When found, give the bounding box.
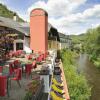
[32,79,44,100]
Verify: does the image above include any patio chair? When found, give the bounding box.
[42,54,46,60]
[9,51,15,57]
[25,64,32,78]
[0,76,7,96]
[10,68,22,88]
[42,52,48,61]
[32,60,37,69]
[36,56,42,63]
[50,91,66,100]
[17,50,24,56]
[27,54,33,60]
[51,84,65,94]
[9,63,14,75]
[14,51,19,57]
[13,60,20,68]
[0,66,3,73]
[40,54,44,61]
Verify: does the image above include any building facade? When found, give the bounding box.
[0,9,71,55]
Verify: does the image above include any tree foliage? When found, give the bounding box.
[0,3,24,22]
[84,26,100,56]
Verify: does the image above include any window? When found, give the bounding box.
[16,43,23,50]
[9,43,14,50]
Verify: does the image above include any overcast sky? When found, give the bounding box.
[0,0,100,35]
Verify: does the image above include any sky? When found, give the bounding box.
[0,0,100,35]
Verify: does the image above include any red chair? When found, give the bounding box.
[43,53,47,60]
[9,51,15,57]
[9,63,14,75]
[0,66,3,73]
[13,60,20,68]
[14,60,19,65]
[10,68,22,87]
[0,76,7,96]
[11,51,16,57]
[27,54,33,60]
[41,54,44,60]
[32,60,37,69]
[36,55,43,63]
[14,51,19,57]
[25,64,32,77]
[16,50,23,56]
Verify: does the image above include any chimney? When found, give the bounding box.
[13,13,18,21]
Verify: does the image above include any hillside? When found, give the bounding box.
[71,34,86,44]
[0,3,24,22]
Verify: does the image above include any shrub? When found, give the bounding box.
[93,58,100,69]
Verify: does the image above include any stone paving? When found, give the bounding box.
[0,76,31,100]
[0,60,43,100]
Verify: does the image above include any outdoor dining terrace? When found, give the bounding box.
[0,50,54,100]
[0,49,69,100]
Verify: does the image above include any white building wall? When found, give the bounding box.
[24,37,32,53]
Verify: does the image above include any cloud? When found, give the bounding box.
[0,0,100,34]
[0,0,6,4]
[0,0,89,34]
[51,4,100,25]
[27,0,91,34]
[28,0,87,17]
[50,4,100,34]
[83,4,100,18]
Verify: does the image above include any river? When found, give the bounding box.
[77,54,100,100]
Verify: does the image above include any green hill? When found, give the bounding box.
[0,3,24,22]
[71,34,86,44]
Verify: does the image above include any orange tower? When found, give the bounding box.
[30,8,48,53]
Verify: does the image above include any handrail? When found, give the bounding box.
[32,79,44,100]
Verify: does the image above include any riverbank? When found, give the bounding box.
[60,50,91,100]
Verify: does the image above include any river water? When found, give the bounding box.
[77,54,100,100]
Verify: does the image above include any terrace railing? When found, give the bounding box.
[32,79,44,100]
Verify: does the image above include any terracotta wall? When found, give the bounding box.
[30,8,48,53]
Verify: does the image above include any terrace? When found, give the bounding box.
[0,50,70,100]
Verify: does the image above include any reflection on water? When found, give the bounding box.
[77,54,100,100]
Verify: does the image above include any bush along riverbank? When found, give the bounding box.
[89,54,100,69]
[60,49,91,100]
[82,26,100,69]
